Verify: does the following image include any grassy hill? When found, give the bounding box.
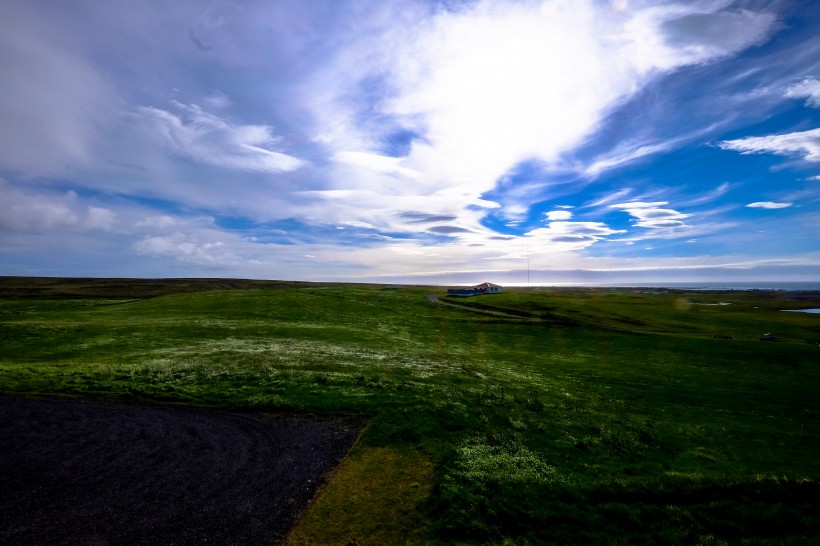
[1,279,819,544]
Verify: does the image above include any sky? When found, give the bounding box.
[1,0,819,285]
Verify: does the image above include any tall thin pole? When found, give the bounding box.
[526,237,530,287]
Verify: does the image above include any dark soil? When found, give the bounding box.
[0,395,366,545]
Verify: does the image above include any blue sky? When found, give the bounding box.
[1,0,819,284]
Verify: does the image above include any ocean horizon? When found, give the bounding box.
[497,281,820,291]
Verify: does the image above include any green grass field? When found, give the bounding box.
[1,279,819,544]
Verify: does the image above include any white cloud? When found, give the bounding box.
[308,0,778,218]
[333,151,420,179]
[719,128,820,162]
[632,4,777,70]
[585,189,633,208]
[786,78,820,108]
[135,215,179,231]
[679,182,732,207]
[339,220,378,230]
[746,201,792,209]
[0,182,115,232]
[610,201,689,229]
[133,103,305,173]
[545,210,573,221]
[203,91,232,110]
[585,140,678,177]
[610,201,667,209]
[584,121,724,177]
[85,207,116,231]
[525,221,625,251]
[133,232,238,268]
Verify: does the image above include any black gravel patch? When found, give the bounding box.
[0,395,366,545]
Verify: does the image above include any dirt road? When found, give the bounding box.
[426,294,529,318]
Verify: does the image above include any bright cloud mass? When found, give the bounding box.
[1,0,819,284]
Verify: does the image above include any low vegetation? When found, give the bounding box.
[1,279,818,544]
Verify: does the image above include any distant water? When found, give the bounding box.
[589,282,820,291]
[513,282,820,290]
[782,308,820,314]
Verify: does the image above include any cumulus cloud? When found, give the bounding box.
[135,215,180,231]
[545,210,573,221]
[85,207,116,231]
[0,182,115,232]
[610,201,689,229]
[133,102,305,173]
[746,201,793,209]
[133,232,238,268]
[719,128,820,162]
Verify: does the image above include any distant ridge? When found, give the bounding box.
[0,277,389,299]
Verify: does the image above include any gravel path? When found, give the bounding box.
[0,395,365,545]
[426,294,528,318]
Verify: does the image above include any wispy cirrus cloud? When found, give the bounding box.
[785,78,820,108]
[525,221,625,251]
[610,201,689,229]
[719,128,820,162]
[133,102,305,173]
[746,201,793,209]
[678,182,733,207]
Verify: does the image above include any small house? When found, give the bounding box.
[447,282,503,297]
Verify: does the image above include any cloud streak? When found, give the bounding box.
[610,201,689,229]
[719,128,820,162]
[134,103,305,173]
[746,201,793,209]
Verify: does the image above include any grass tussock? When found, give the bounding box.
[285,446,434,545]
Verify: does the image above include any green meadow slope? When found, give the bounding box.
[1,282,819,544]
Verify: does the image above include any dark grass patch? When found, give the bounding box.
[0,395,366,545]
